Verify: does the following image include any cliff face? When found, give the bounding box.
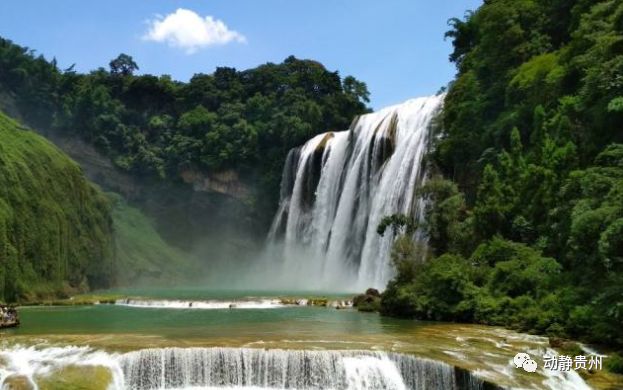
[40,127,260,256]
[46,133,141,198]
[0,112,115,302]
[49,133,252,202]
[180,169,250,200]
[0,94,265,280]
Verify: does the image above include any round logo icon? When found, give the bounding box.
[514,352,538,372]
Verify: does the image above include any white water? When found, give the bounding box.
[114,299,286,310]
[113,298,352,310]
[0,346,483,390]
[0,344,595,390]
[0,345,125,390]
[0,344,593,390]
[268,96,444,290]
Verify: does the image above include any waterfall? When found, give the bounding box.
[114,298,287,310]
[0,345,482,390]
[119,348,482,390]
[2,345,596,390]
[268,96,444,290]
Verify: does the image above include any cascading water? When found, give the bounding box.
[0,345,495,390]
[268,96,444,290]
[1,344,596,390]
[120,348,460,390]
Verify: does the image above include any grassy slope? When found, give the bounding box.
[0,110,201,302]
[109,192,200,285]
[0,111,114,302]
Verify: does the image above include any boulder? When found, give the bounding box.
[365,288,381,297]
[2,375,35,390]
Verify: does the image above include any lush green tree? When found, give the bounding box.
[343,75,370,104]
[109,53,139,76]
[0,40,370,228]
[382,0,623,353]
[416,177,472,255]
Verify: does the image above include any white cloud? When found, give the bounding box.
[143,8,246,54]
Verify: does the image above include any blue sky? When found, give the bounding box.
[0,0,482,109]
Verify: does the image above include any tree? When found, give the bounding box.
[109,53,139,76]
[343,76,370,104]
[417,177,471,256]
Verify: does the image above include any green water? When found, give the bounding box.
[1,288,615,389]
[8,304,392,339]
[100,287,353,300]
[3,288,393,343]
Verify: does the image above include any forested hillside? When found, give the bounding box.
[0,36,371,298]
[382,0,623,356]
[0,39,370,230]
[0,111,114,302]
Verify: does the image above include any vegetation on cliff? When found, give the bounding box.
[0,111,114,302]
[110,193,200,285]
[0,32,372,299]
[382,0,623,352]
[0,39,370,225]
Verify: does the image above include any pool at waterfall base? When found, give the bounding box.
[0,289,602,390]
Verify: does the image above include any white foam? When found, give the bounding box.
[0,345,593,390]
[113,298,352,310]
[0,345,125,390]
[114,298,285,310]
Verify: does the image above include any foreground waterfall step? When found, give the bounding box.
[121,348,471,390]
[0,345,498,390]
[268,96,444,290]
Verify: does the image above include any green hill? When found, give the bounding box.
[109,192,200,285]
[0,112,201,302]
[381,0,623,351]
[0,112,114,302]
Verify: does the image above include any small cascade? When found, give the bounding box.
[268,96,444,290]
[1,345,596,389]
[114,298,285,310]
[0,346,483,390]
[118,348,476,390]
[112,298,352,310]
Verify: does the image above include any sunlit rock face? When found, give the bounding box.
[269,96,444,290]
[180,168,250,200]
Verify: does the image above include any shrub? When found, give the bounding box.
[605,353,623,374]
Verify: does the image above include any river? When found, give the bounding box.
[0,288,597,389]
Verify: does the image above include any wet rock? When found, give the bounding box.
[2,375,35,390]
[365,288,381,298]
[549,337,564,348]
[549,338,583,357]
[307,298,328,307]
[279,298,301,305]
[36,366,112,390]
